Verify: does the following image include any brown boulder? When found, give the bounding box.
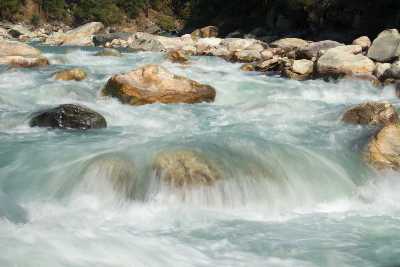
[191,26,218,39]
[166,50,189,64]
[102,64,216,105]
[54,68,87,81]
[342,102,398,126]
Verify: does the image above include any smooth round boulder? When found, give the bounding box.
[240,63,255,72]
[342,102,399,126]
[152,149,221,188]
[82,154,137,199]
[367,29,400,62]
[102,64,216,105]
[94,48,122,57]
[30,104,107,130]
[54,68,87,81]
[366,124,400,170]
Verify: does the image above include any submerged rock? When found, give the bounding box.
[102,64,216,105]
[342,102,399,126]
[366,124,400,170]
[152,149,221,188]
[166,50,189,63]
[367,29,400,62]
[240,63,255,72]
[54,68,87,81]
[30,104,107,130]
[45,22,104,46]
[82,154,137,199]
[94,48,122,57]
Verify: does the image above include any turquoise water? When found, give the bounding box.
[0,46,400,267]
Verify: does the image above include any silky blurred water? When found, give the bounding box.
[0,46,400,267]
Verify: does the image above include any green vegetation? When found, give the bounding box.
[0,0,23,20]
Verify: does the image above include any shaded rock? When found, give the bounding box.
[367,29,400,62]
[297,40,343,60]
[366,124,400,170]
[240,63,255,72]
[93,32,131,46]
[166,50,189,63]
[95,48,122,57]
[375,63,391,80]
[191,26,218,39]
[102,64,216,105]
[82,154,137,199]
[226,30,243,38]
[396,81,400,98]
[317,47,375,77]
[255,57,281,72]
[30,104,107,130]
[54,68,87,81]
[342,102,398,126]
[45,22,104,46]
[270,38,308,52]
[8,25,34,38]
[352,36,371,51]
[153,149,221,188]
[382,61,400,80]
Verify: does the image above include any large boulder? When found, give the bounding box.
[30,104,107,130]
[366,124,400,170]
[191,26,218,39]
[45,22,104,46]
[127,32,165,52]
[317,46,375,77]
[270,38,308,52]
[342,102,399,126]
[0,40,49,67]
[54,68,87,81]
[93,32,131,47]
[152,149,221,188]
[102,64,216,105]
[296,40,343,60]
[367,29,400,62]
[352,36,371,51]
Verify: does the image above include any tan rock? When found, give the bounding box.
[191,26,218,39]
[270,38,308,52]
[232,50,261,63]
[240,63,255,72]
[342,102,398,126]
[166,50,189,63]
[255,57,281,72]
[102,64,216,105]
[352,36,372,51]
[260,49,274,60]
[45,22,104,46]
[0,40,42,57]
[0,56,49,68]
[292,59,314,75]
[54,68,87,81]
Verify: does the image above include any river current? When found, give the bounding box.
[0,46,400,267]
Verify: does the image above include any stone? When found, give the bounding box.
[95,48,122,57]
[352,36,372,51]
[382,61,400,80]
[166,50,189,63]
[296,40,344,60]
[240,63,255,72]
[366,124,400,170]
[8,25,34,38]
[375,63,392,80]
[261,49,274,60]
[367,29,400,62]
[232,50,261,63]
[317,48,375,77]
[255,57,281,72]
[0,56,49,68]
[127,32,165,52]
[93,32,131,47]
[102,64,216,105]
[196,37,223,55]
[270,38,308,52]
[30,104,107,130]
[54,68,87,81]
[344,73,381,87]
[191,26,218,39]
[152,149,221,188]
[0,40,49,67]
[342,102,399,126]
[221,38,263,53]
[291,59,314,75]
[45,22,104,46]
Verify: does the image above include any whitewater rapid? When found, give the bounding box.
[0,46,400,267]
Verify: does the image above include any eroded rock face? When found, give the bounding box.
[152,149,221,188]
[30,104,107,130]
[45,22,104,46]
[366,124,400,170]
[342,102,399,126]
[82,154,137,199]
[54,68,87,81]
[368,29,400,62]
[102,64,216,105]
[317,47,375,77]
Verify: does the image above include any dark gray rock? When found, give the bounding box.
[30,104,107,130]
[93,32,131,46]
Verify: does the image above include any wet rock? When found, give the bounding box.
[352,36,371,51]
[344,73,381,87]
[166,50,189,63]
[296,40,343,60]
[95,48,122,57]
[317,47,375,77]
[93,32,131,47]
[54,68,87,81]
[255,57,281,72]
[82,154,137,199]
[368,29,400,62]
[0,56,49,68]
[342,102,399,126]
[102,64,216,105]
[270,38,308,52]
[30,104,107,130]
[240,63,255,72]
[0,40,49,67]
[153,149,221,188]
[366,124,400,170]
[191,26,218,39]
[45,22,104,46]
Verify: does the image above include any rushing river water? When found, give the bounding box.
[0,46,400,267]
